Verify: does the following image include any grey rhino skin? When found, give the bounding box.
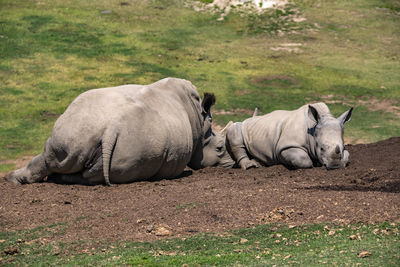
[6,78,234,185]
[225,103,353,170]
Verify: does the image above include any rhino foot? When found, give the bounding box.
[5,171,25,185]
[239,158,259,170]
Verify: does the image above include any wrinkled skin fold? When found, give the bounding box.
[6,78,234,185]
[225,103,353,170]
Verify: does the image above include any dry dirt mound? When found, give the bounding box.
[0,138,399,243]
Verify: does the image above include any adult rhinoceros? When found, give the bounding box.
[225,103,353,170]
[6,78,234,185]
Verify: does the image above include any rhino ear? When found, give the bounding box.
[220,121,234,137]
[338,107,353,126]
[252,107,259,117]
[202,92,216,114]
[308,105,320,124]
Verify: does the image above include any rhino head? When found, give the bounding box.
[308,105,353,169]
[189,93,235,169]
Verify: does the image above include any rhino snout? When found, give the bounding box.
[323,149,349,170]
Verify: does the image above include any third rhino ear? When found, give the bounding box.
[220,121,234,137]
[201,92,216,114]
[308,105,320,124]
[338,107,353,126]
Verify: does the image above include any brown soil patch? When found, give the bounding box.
[213,108,255,116]
[1,138,399,244]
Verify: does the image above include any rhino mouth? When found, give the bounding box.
[324,162,346,170]
[324,164,341,170]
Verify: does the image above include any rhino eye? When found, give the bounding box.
[216,143,223,152]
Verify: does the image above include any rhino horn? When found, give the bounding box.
[335,145,340,154]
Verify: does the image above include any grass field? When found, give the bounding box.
[1,222,398,266]
[1,0,399,265]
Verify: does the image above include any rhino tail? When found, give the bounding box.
[102,129,119,186]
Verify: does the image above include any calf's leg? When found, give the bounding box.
[225,123,258,170]
[280,148,313,169]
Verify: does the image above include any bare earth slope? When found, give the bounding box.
[1,138,399,243]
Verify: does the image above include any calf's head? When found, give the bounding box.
[192,93,235,169]
[308,105,353,169]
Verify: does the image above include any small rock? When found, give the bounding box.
[136,218,146,224]
[146,224,154,233]
[357,251,371,258]
[155,226,172,236]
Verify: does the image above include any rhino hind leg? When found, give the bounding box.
[46,153,104,185]
[225,122,258,170]
[280,148,313,169]
[5,153,50,184]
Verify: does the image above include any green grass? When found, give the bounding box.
[1,222,398,266]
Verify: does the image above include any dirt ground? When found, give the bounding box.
[0,138,399,244]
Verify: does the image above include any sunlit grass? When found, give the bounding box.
[1,222,398,266]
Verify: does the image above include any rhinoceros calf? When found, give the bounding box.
[225,103,353,170]
[6,78,234,185]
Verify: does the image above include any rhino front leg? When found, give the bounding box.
[280,148,313,169]
[226,122,258,170]
[5,153,50,184]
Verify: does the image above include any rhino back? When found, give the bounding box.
[242,106,309,165]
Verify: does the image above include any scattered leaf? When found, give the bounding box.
[358,251,371,258]
[349,235,357,240]
[3,247,18,255]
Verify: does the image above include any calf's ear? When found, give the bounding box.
[308,105,320,124]
[337,107,353,126]
[201,92,216,114]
